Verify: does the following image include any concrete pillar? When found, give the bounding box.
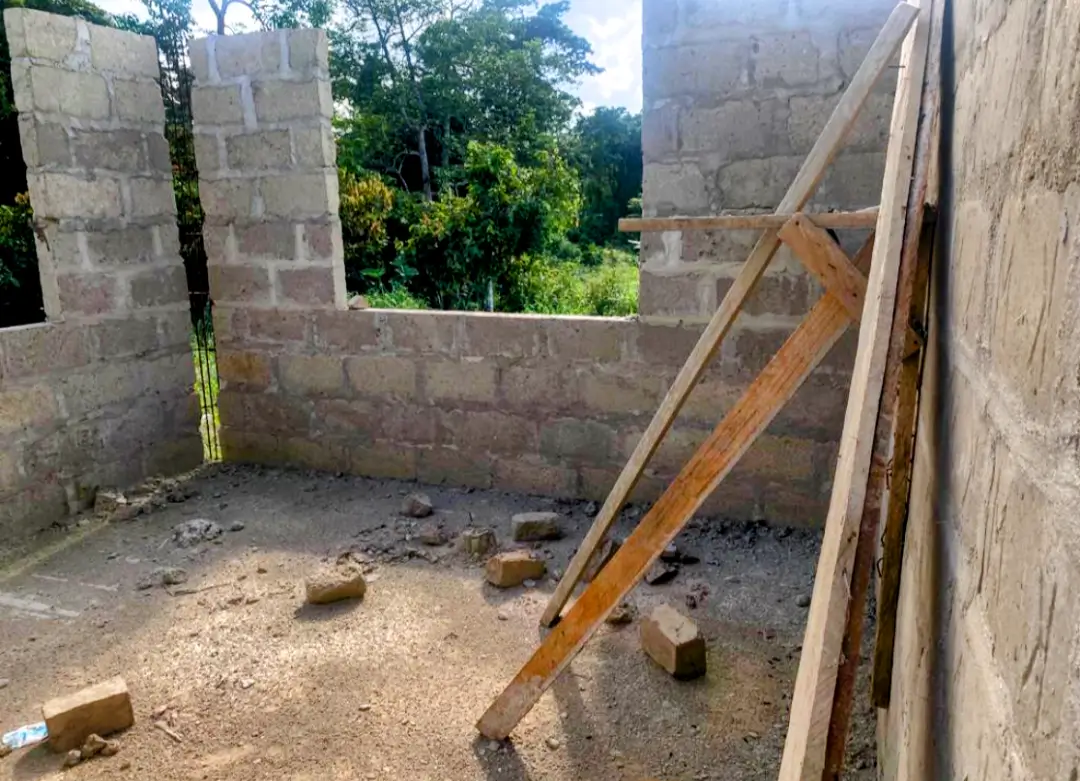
[188,28,346,318]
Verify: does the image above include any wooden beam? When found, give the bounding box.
[777,1,932,779]
[477,233,876,741]
[778,214,869,321]
[619,209,879,233]
[537,1,919,630]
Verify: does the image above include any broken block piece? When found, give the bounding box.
[461,527,497,556]
[43,677,134,752]
[511,512,563,542]
[485,550,547,588]
[304,563,367,605]
[640,605,707,680]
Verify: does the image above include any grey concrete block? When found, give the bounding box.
[192,84,245,126]
[252,79,332,122]
[90,25,159,78]
[261,171,338,218]
[3,8,77,62]
[226,129,291,170]
[71,129,147,172]
[215,31,282,79]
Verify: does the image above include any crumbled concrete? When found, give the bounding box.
[171,519,223,548]
[401,493,433,518]
[640,605,706,680]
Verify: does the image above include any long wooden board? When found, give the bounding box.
[777,215,869,321]
[477,232,875,740]
[776,2,932,778]
[538,1,920,629]
[619,209,878,233]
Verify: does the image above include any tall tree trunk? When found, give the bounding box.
[417,125,432,201]
[441,119,451,168]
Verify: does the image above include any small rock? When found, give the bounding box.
[511,512,564,542]
[137,566,188,590]
[348,294,370,310]
[584,501,599,516]
[401,493,434,518]
[660,543,681,563]
[81,734,108,759]
[582,537,621,582]
[644,561,679,585]
[305,563,367,605]
[416,522,448,546]
[545,737,561,750]
[0,743,11,759]
[358,703,372,711]
[172,519,223,548]
[497,611,509,621]
[795,593,812,608]
[685,593,699,610]
[485,550,546,588]
[487,740,500,752]
[64,749,83,767]
[256,565,268,574]
[522,579,537,588]
[239,679,254,690]
[120,759,131,770]
[724,575,741,584]
[460,527,497,557]
[151,704,169,719]
[0,678,8,689]
[229,521,246,532]
[605,601,638,626]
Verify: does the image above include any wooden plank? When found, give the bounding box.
[776,1,932,779]
[619,209,878,233]
[778,214,869,321]
[477,233,876,740]
[537,1,919,630]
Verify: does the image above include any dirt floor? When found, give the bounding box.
[0,464,878,780]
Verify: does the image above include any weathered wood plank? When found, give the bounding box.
[778,214,869,321]
[619,209,879,233]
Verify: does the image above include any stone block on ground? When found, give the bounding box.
[461,527,496,556]
[43,677,134,752]
[640,605,707,680]
[582,537,621,582]
[401,492,433,518]
[304,561,367,605]
[485,550,547,588]
[511,511,564,542]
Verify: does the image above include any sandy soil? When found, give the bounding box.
[0,464,878,780]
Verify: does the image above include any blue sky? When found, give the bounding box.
[92,0,643,112]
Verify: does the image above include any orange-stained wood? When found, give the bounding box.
[779,214,870,321]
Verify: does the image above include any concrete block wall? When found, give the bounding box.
[880,0,1080,777]
[640,0,895,325]
[0,9,201,555]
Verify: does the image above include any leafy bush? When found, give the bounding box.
[0,193,45,327]
[365,287,429,310]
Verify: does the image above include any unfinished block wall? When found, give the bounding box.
[640,0,895,324]
[880,0,1080,777]
[0,9,200,555]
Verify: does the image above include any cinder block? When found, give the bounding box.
[542,318,626,363]
[128,177,177,217]
[261,171,338,218]
[741,271,812,316]
[42,677,134,752]
[378,404,438,444]
[350,441,416,480]
[278,354,345,397]
[539,419,616,464]
[485,550,546,588]
[191,84,245,126]
[4,8,77,61]
[511,511,564,541]
[287,28,328,75]
[188,36,210,83]
[312,309,378,351]
[640,605,707,679]
[84,227,157,266]
[383,310,459,354]
[112,78,166,123]
[417,446,492,488]
[312,398,376,437]
[29,172,123,220]
[0,385,58,433]
[237,392,310,435]
[248,308,311,344]
[292,125,336,167]
[276,267,337,307]
[459,313,543,359]
[18,117,70,168]
[283,436,350,474]
[580,371,670,415]
[91,316,159,358]
[644,43,749,100]
[198,178,255,220]
[71,129,146,172]
[642,163,709,216]
[752,31,821,87]
[209,265,272,305]
[638,270,712,319]
[437,409,535,454]
[252,78,333,122]
[632,322,704,367]
[90,25,159,78]
[192,132,223,174]
[345,355,416,399]
[57,272,117,317]
[233,220,295,260]
[217,351,272,390]
[302,219,343,261]
[424,360,496,403]
[226,130,291,170]
[715,156,803,210]
[215,31,281,79]
[0,324,91,378]
[493,457,578,498]
[500,364,577,412]
[129,265,188,309]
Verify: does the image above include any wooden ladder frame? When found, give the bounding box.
[477,3,936,778]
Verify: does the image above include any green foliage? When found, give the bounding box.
[365,287,428,309]
[569,107,643,247]
[0,192,45,326]
[507,247,637,317]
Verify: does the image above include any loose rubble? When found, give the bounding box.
[137,567,188,590]
[401,493,434,518]
[605,601,638,626]
[511,512,564,542]
[171,519,223,548]
[460,527,497,556]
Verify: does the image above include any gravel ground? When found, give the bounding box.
[0,464,878,780]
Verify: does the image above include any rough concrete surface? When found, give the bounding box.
[0,465,879,780]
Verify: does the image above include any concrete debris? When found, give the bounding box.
[661,543,700,565]
[485,550,546,588]
[304,562,367,605]
[605,601,638,626]
[584,501,599,516]
[545,737,561,750]
[0,678,8,689]
[644,561,679,585]
[582,537,621,582]
[43,677,134,752]
[522,579,537,588]
[0,743,11,759]
[94,490,126,514]
[640,605,706,680]
[137,567,188,590]
[348,294,369,310]
[511,512,564,541]
[460,527,497,557]
[64,749,82,767]
[415,522,449,546]
[401,493,433,518]
[229,521,246,532]
[80,734,109,759]
[795,593,812,608]
[171,519,223,548]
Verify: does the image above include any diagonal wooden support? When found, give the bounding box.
[538,1,919,630]
[779,215,869,321]
[476,233,876,740]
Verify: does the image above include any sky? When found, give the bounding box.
[91,0,643,113]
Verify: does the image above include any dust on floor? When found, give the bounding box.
[0,464,877,780]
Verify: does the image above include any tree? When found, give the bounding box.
[569,107,642,248]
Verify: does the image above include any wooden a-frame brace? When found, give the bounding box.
[476,2,921,744]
